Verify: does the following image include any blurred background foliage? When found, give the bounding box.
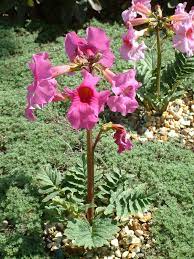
[0,0,193,27]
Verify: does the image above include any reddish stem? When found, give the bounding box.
[86,130,94,223]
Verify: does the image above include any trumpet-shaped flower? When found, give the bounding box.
[65,27,114,68]
[113,126,133,153]
[120,26,147,61]
[64,71,110,130]
[171,2,194,29]
[122,0,151,27]
[173,20,194,57]
[122,8,137,24]
[25,52,68,120]
[132,0,151,9]
[106,69,140,116]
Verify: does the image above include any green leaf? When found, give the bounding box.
[42,191,59,202]
[65,218,119,249]
[162,51,194,89]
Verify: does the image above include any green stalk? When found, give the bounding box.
[86,129,94,223]
[156,26,162,97]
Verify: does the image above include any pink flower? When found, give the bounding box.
[65,27,114,68]
[106,69,140,116]
[173,20,194,57]
[120,26,147,61]
[112,124,133,153]
[133,2,151,16]
[171,2,194,29]
[122,0,151,27]
[64,70,110,130]
[122,8,137,24]
[132,0,151,9]
[25,52,68,120]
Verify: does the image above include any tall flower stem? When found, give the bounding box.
[86,129,94,223]
[156,26,162,97]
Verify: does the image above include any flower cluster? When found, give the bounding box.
[171,2,194,56]
[120,0,151,61]
[25,27,140,153]
[122,1,194,58]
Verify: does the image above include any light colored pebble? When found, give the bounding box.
[131,252,136,258]
[145,243,151,249]
[144,130,154,140]
[132,246,140,253]
[168,130,178,138]
[111,238,119,247]
[115,249,122,258]
[134,229,144,237]
[124,226,134,237]
[55,232,63,238]
[137,253,144,258]
[131,236,141,245]
[122,251,129,258]
[180,118,191,127]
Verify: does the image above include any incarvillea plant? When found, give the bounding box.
[25,24,152,248]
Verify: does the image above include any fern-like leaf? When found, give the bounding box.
[162,51,194,88]
[62,154,87,204]
[97,167,134,201]
[37,165,62,202]
[105,185,154,218]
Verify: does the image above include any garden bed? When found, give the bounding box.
[0,19,194,259]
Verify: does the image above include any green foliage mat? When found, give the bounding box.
[0,20,194,258]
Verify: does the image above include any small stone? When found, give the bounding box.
[139,212,152,222]
[180,118,191,127]
[124,226,134,237]
[131,252,136,258]
[159,127,167,136]
[137,253,144,258]
[122,251,129,258]
[2,220,8,228]
[139,236,144,242]
[115,249,122,258]
[191,105,194,112]
[107,256,114,259]
[144,130,154,140]
[135,229,144,237]
[62,238,68,244]
[145,244,151,249]
[132,246,140,253]
[55,232,63,238]
[168,130,178,138]
[131,236,141,245]
[111,238,119,247]
[175,99,183,106]
[160,135,168,141]
[169,110,181,120]
[189,130,194,137]
[51,245,59,251]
